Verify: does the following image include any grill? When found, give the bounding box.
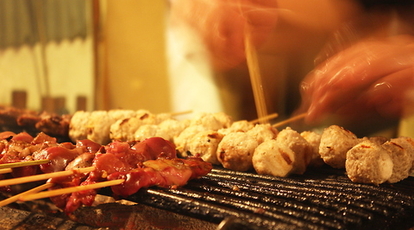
[127,166,414,230]
[0,166,413,230]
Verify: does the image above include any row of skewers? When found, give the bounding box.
[0,132,212,214]
[68,109,414,185]
[0,107,413,215]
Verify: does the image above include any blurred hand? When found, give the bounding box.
[299,35,414,125]
[170,0,278,70]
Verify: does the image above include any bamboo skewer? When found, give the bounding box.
[20,179,125,201]
[0,183,53,207]
[0,159,50,169]
[250,113,279,124]
[0,169,12,175]
[0,166,96,187]
[245,31,269,124]
[170,110,193,117]
[272,113,307,128]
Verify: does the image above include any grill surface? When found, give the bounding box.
[127,166,414,230]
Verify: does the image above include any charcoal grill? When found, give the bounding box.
[127,166,414,230]
[0,166,413,230]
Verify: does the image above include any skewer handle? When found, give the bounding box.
[0,183,53,207]
[0,166,95,187]
[20,179,125,201]
[0,160,50,169]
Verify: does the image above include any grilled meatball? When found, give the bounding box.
[300,130,324,168]
[253,127,312,177]
[382,137,414,183]
[246,124,278,144]
[190,112,232,131]
[210,112,233,129]
[86,110,137,144]
[253,139,295,177]
[69,111,90,142]
[218,120,254,135]
[109,110,154,142]
[346,140,393,185]
[133,124,172,142]
[275,127,312,174]
[157,118,190,141]
[186,130,224,164]
[174,125,208,157]
[319,125,360,169]
[216,132,258,171]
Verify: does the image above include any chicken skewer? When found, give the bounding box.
[0,131,212,214]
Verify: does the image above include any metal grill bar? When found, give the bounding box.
[126,167,414,230]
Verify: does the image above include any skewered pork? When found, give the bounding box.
[0,131,212,214]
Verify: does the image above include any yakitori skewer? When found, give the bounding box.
[272,113,307,128]
[0,183,53,207]
[170,110,193,117]
[20,179,125,202]
[250,113,279,124]
[0,168,12,175]
[0,159,50,169]
[245,29,269,124]
[0,166,95,187]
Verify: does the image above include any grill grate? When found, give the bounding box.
[127,166,414,230]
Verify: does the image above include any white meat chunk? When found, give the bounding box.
[275,127,313,174]
[346,140,393,185]
[319,125,360,169]
[253,139,295,177]
[190,112,231,131]
[69,110,137,144]
[174,125,207,157]
[109,110,155,142]
[133,124,172,142]
[211,112,233,129]
[87,110,137,144]
[69,111,90,142]
[218,120,254,135]
[382,137,414,183]
[216,132,258,171]
[300,131,324,168]
[152,113,173,124]
[186,130,224,164]
[157,119,190,141]
[246,124,278,144]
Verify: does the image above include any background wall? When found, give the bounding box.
[97,0,171,113]
[0,0,94,114]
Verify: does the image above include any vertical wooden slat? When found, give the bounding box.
[12,90,27,109]
[54,96,67,114]
[76,95,87,111]
[41,96,55,113]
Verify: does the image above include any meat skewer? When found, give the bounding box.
[0,159,50,169]
[0,169,12,175]
[0,131,212,214]
[3,107,414,190]
[0,166,95,187]
[20,179,124,202]
[0,183,53,207]
[272,113,307,128]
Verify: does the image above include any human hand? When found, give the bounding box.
[298,35,414,125]
[170,0,278,70]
